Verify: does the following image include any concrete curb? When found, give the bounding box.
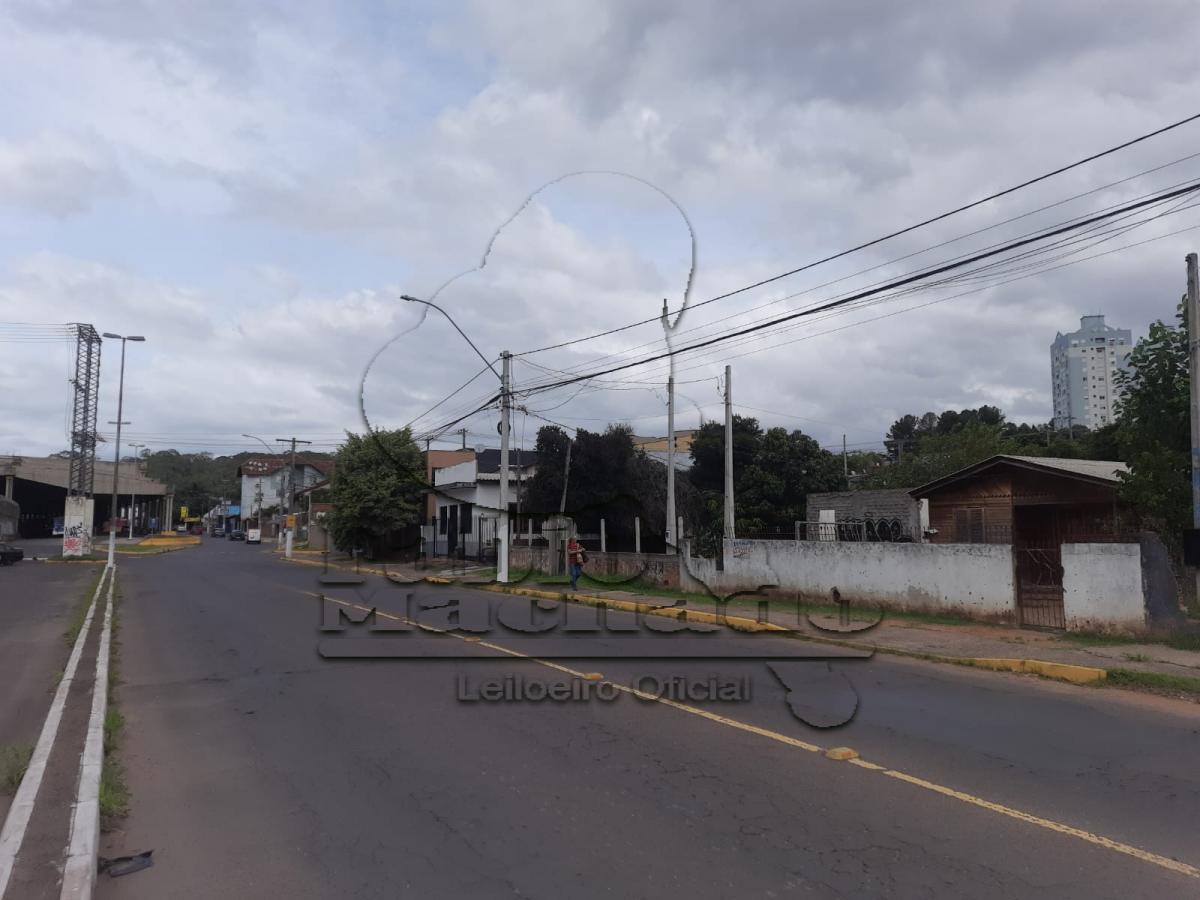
[60,567,116,900]
[275,555,1111,688]
[479,584,1110,685]
[0,568,110,898]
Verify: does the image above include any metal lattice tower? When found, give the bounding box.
[68,324,102,496]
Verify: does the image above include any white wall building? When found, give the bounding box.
[1051,315,1132,431]
[238,458,331,521]
[429,449,537,557]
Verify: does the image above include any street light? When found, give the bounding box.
[127,442,145,539]
[401,295,513,582]
[102,333,145,569]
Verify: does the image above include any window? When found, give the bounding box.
[954,507,985,543]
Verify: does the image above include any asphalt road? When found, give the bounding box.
[94,540,1200,899]
[0,559,96,823]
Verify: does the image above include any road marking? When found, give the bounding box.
[60,568,116,900]
[299,584,1200,881]
[0,567,110,898]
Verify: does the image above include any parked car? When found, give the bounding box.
[0,543,25,565]
[228,528,245,541]
[211,525,225,537]
[245,527,261,545]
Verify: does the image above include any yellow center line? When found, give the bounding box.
[297,585,1199,881]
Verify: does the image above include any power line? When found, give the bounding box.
[515,179,1200,398]
[515,173,1200,393]
[514,112,1200,358]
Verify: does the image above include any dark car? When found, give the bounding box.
[228,528,245,541]
[0,543,25,565]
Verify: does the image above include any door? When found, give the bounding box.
[1012,506,1066,629]
[1014,546,1065,628]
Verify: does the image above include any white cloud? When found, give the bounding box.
[2,1,1200,457]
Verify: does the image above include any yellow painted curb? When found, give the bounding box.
[480,584,787,634]
[957,657,1107,685]
[274,556,1113,691]
[825,747,859,761]
[140,536,201,547]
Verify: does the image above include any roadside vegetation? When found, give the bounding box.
[0,743,33,795]
[64,571,104,646]
[100,574,128,830]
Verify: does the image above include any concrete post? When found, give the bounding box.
[634,516,641,554]
[1187,252,1200,605]
[600,518,606,553]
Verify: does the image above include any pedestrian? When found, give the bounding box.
[566,536,587,590]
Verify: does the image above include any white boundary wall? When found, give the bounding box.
[1061,543,1146,631]
[683,539,1015,619]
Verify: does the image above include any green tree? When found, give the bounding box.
[1114,301,1190,546]
[688,415,761,493]
[326,429,424,554]
[864,422,1020,489]
[738,427,845,531]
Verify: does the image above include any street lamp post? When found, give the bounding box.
[401,295,513,583]
[103,334,145,569]
[128,442,144,539]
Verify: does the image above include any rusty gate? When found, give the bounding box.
[1014,546,1066,629]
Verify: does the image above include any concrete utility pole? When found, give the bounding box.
[498,351,512,583]
[723,365,735,540]
[666,375,677,550]
[102,333,145,569]
[1186,252,1200,602]
[842,434,848,478]
[275,436,310,560]
[275,437,312,513]
[128,442,144,538]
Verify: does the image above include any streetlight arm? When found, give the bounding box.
[402,295,500,380]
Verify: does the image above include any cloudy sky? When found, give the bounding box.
[3,0,1200,460]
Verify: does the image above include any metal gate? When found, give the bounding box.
[1014,547,1066,629]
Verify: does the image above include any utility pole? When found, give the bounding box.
[102,333,144,569]
[723,365,735,540]
[275,437,312,513]
[1186,252,1200,603]
[128,442,144,538]
[275,436,311,560]
[558,438,573,574]
[666,372,677,551]
[457,427,468,450]
[842,433,848,479]
[498,351,512,583]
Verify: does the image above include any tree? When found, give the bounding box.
[737,427,846,532]
[326,429,424,554]
[1114,301,1190,546]
[688,415,761,494]
[864,422,1020,489]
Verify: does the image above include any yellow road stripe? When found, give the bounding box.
[880,769,1200,879]
[298,584,1199,880]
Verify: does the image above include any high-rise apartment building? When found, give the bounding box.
[1050,315,1132,431]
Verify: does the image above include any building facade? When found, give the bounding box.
[1051,314,1132,431]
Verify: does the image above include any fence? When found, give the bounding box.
[738,519,914,543]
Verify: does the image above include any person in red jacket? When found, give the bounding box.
[566,537,586,590]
